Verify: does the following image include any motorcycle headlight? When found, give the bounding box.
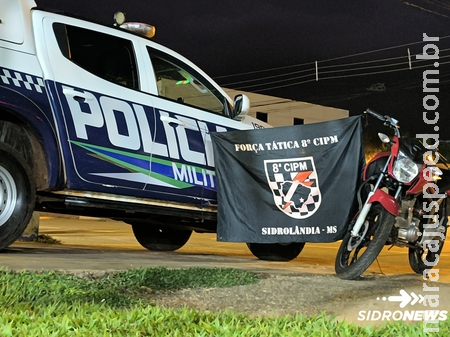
[393,151,420,183]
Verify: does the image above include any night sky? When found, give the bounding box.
[36,0,450,138]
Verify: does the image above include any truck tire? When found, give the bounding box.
[131,224,192,251]
[0,145,35,250]
[246,242,305,261]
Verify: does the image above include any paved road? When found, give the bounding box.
[2,216,449,326]
[2,216,449,283]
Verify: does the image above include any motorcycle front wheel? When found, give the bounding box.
[335,203,394,280]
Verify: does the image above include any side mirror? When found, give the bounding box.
[233,94,250,119]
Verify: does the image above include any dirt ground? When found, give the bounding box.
[144,272,450,325]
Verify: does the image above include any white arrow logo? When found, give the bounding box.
[387,289,424,308]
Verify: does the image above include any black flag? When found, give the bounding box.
[211,116,365,243]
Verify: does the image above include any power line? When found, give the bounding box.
[232,57,449,91]
[319,53,450,75]
[220,48,450,88]
[319,35,450,63]
[243,60,450,93]
[319,48,450,69]
[215,35,450,80]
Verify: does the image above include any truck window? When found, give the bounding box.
[147,48,226,115]
[53,23,139,90]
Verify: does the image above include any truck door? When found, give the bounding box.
[140,46,255,203]
[35,14,157,192]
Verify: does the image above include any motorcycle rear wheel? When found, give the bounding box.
[335,203,394,280]
[408,217,447,274]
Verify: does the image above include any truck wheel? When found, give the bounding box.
[246,242,305,261]
[0,145,35,250]
[131,224,192,251]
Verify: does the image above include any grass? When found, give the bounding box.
[0,267,448,336]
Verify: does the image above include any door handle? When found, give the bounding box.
[160,115,185,126]
[62,87,94,101]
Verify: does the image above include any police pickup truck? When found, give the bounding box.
[0,0,304,261]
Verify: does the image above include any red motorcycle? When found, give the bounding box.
[335,109,450,280]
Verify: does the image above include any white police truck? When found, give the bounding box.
[0,0,304,260]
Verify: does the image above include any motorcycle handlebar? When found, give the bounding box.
[365,109,384,121]
[364,109,399,129]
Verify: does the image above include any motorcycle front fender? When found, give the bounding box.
[368,189,399,216]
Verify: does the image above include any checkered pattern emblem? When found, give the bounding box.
[264,157,321,219]
[0,68,45,94]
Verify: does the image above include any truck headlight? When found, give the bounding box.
[393,151,420,183]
